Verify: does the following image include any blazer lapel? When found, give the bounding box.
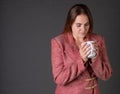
[64,33,80,59]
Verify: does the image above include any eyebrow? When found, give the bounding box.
[75,22,89,24]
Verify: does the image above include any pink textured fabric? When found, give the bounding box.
[51,33,112,94]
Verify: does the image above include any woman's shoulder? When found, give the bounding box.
[90,33,104,40]
[51,33,65,43]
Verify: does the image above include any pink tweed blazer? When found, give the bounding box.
[51,33,112,94]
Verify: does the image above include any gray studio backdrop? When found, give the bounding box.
[0,0,120,94]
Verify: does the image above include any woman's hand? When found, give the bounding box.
[79,42,91,63]
[92,42,99,60]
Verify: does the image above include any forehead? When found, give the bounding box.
[74,14,89,23]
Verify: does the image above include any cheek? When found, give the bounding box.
[72,27,77,36]
[72,25,78,32]
[71,25,74,31]
[72,28,78,35]
[86,26,90,30]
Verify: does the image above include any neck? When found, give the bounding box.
[74,37,84,47]
[77,36,86,42]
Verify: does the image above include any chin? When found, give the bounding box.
[79,35,86,38]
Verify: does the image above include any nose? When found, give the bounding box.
[81,25,86,32]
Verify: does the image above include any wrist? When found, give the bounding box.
[83,58,88,63]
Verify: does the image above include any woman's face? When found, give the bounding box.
[71,14,90,40]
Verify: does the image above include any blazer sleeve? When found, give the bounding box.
[90,36,112,80]
[51,38,86,86]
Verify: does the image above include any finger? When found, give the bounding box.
[84,50,91,58]
[83,46,91,55]
[82,43,90,52]
[80,43,88,53]
[94,45,99,52]
[95,47,99,55]
[93,42,98,48]
[81,42,87,49]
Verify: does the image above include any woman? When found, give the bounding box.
[51,3,112,94]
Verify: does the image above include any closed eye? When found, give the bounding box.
[85,22,89,26]
[76,23,81,27]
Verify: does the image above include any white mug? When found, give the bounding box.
[82,41,96,58]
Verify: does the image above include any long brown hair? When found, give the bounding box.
[63,4,93,33]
